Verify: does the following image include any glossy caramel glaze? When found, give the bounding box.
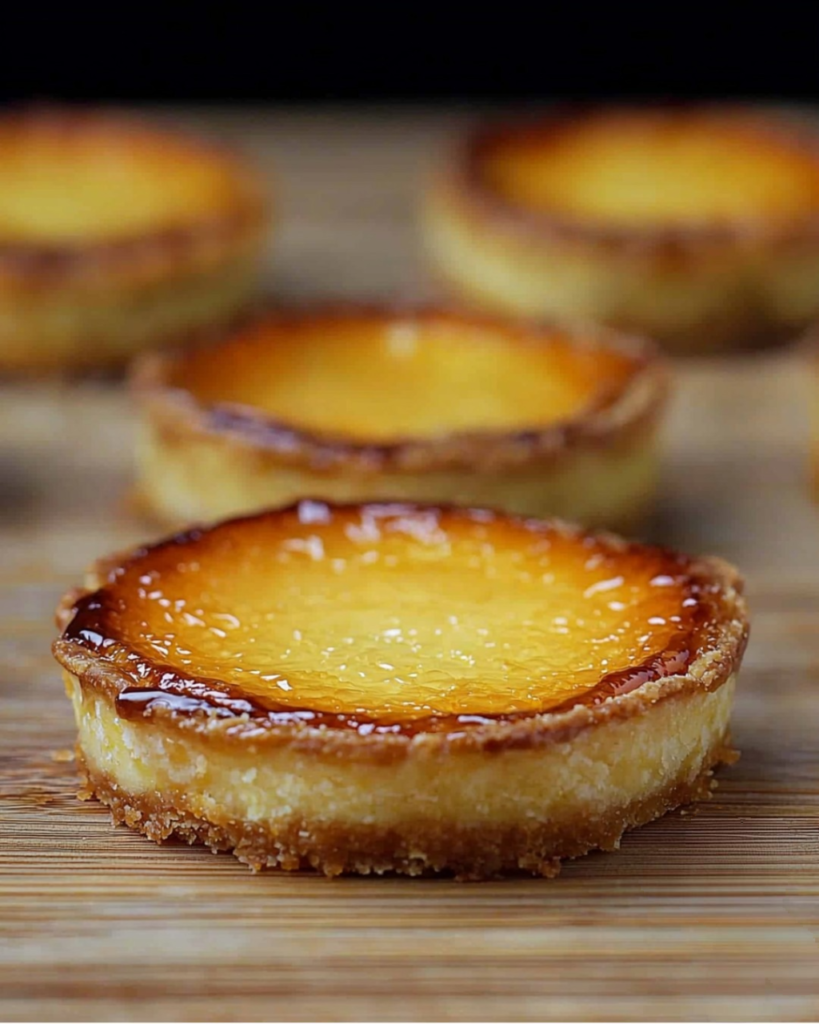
[58,502,729,737]
[475,108,819,231]
[166,309,642,444]
[0,109,260,246]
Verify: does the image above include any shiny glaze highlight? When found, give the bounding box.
[60,502,723,736]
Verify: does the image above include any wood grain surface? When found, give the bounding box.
[1,109,818,1023]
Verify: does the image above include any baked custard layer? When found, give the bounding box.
[0,109,268,371]
[133,307,665,529]
[424,107,819,352]
[53,502,749,878]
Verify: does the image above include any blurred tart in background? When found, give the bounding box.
[53,500,749,879]
[131,306,667,531]
[0,108,269,372]
[423,106,819,353]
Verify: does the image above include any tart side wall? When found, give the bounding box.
[0,252,262,372]
[133,414,660,532]
[64,671,737,877]
[423,181,819,352]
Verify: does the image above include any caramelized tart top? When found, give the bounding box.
[55,502,744,738]
[151,308,649,447]
[0,109,264,252]
[470,107,819,233]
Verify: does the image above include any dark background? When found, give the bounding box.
[3,10,818,104]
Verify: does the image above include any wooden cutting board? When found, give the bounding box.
[1,110,818,1023]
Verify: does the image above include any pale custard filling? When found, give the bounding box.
[0,130,246,242]
[484,115,819,226]
[77,505,701,721]
[175,316,635,442]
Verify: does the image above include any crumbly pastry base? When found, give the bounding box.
[76,739,736,881]
[64,664,740,880]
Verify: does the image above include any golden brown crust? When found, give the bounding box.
[0,106,268,294]
[131,305,666,475]
[76,738,737,880]
[432,262,800,357]
[52,503,749,764]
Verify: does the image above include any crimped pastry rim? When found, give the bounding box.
[131,304,667,473]
[0,106,269,289]
[442,103,819,255]
[53,502,749,763]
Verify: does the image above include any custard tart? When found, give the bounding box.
[424,106,819,353]
[0,108,269,372]
[132,307,666,530]
[53,501,748,879]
